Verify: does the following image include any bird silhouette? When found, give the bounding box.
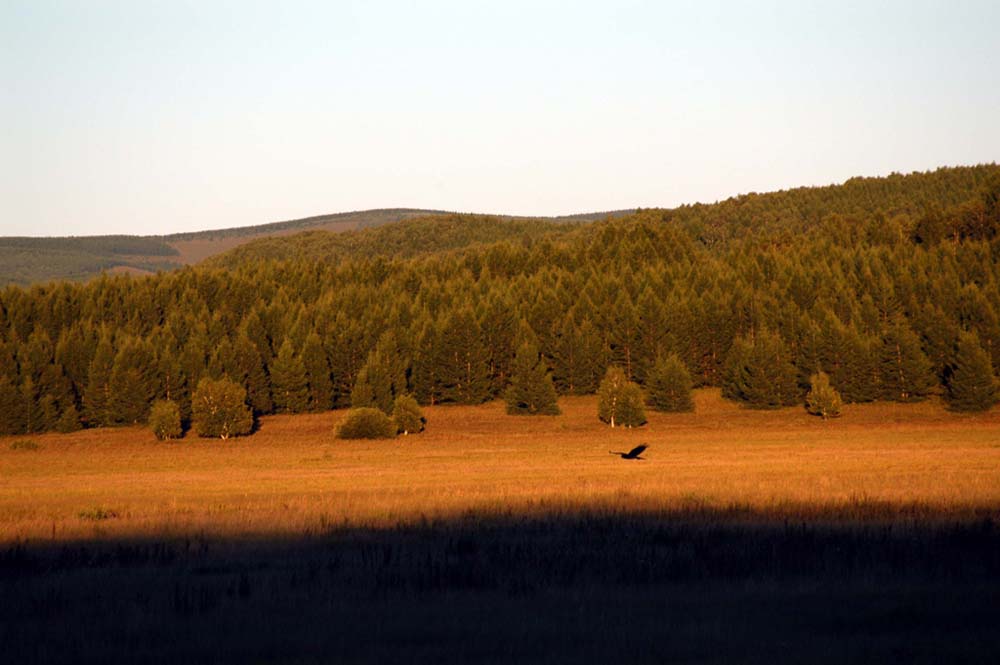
[610,444,648,460]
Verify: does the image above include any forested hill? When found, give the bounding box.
[0,209,445,286]
[205,215,588,268]
[1,164,1000,437]
[0,208,634,286]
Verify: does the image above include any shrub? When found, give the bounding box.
[805,371,843,419]
[336,407,397,439]
[191,377,253,440]
[392,394,426,435]
[149,399,183,440]
[597,366,647,428]
[10,439,39,451]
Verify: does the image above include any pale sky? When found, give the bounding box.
[2,0,999,237]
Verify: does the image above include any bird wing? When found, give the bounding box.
[628,444,648,457]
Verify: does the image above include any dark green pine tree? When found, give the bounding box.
[83,332,115,427]
[22,379,51,434]
[351,333,408,414]
[302,331,334,412]
[505,341,560,415]
[550,315,604,395]
[208,336,238,379]
[838,325,880,403]
[879,321,936,402]
[233,334,272,413]
[410,315,440,405]
[108,337,158,424]
[55,323,97,403]
[722,329,800,409]
[436,306,491,404]
[0,374,26,435]
[946,332,999,412]
[156,344,190,420]
[645,353,694,412]
[477,291,519,397]
[269,340,310,413]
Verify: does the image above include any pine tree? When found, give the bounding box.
[722,329,800,409]
[269,340,310,413]
[550,315,604,395]
[597,366,646,427]
[946,332,999,412]
[879,321,936,402]
[351,332,408,413]
[55,404,83,434]
[478,291,519,396]
[233,334,272,413]
[302,332,334,411]
[83,332,115,427]
[806,371,843,419]
[108,337,158,424]
[436,306,491,404]
[0,375,26,435]
[646,354,694,412]
[505,341,560,415]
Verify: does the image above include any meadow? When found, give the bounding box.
[2,391,999,663]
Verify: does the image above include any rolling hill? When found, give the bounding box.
[0,208,634,286]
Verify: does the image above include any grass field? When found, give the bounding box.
[2,390,999,664]
[2,390,998,542]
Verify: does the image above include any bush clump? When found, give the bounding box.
[149,399,183,440]
[597,366,647,428]
[191,377,253,440]
[336,407,397,439]
[805,371,843,419]
[392,394,426,435]
[10,439,40,451]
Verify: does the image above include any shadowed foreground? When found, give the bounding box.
[3,503,998,665]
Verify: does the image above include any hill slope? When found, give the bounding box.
[0,208,634,286]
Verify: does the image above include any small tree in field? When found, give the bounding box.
[392,394,426,435]
[505,342,560,415]
[646,354,694,412]
[149,399,183,440]
[191,377,253,440]
[805,371,843,419]
[336,407,397,439]
[597,366,646,428]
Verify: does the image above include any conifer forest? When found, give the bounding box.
[2,165,1000,436]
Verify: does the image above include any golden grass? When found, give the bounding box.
[1,390,998,544]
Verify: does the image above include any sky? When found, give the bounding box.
[2,1,999,237]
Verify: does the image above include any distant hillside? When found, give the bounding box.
[0,209,445,285]
[0,207,632,286]
[205,213,611,268]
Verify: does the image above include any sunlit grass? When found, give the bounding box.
[1,390,998,544]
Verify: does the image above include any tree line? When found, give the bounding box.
[1,165,999,436]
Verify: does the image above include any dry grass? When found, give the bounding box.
[2,390,998,544]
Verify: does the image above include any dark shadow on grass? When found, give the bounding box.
[2,502,999,665]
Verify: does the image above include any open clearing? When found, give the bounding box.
[3,390,999,664]
[3,390,998,543]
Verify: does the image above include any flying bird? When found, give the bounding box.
[610,444,648,460]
